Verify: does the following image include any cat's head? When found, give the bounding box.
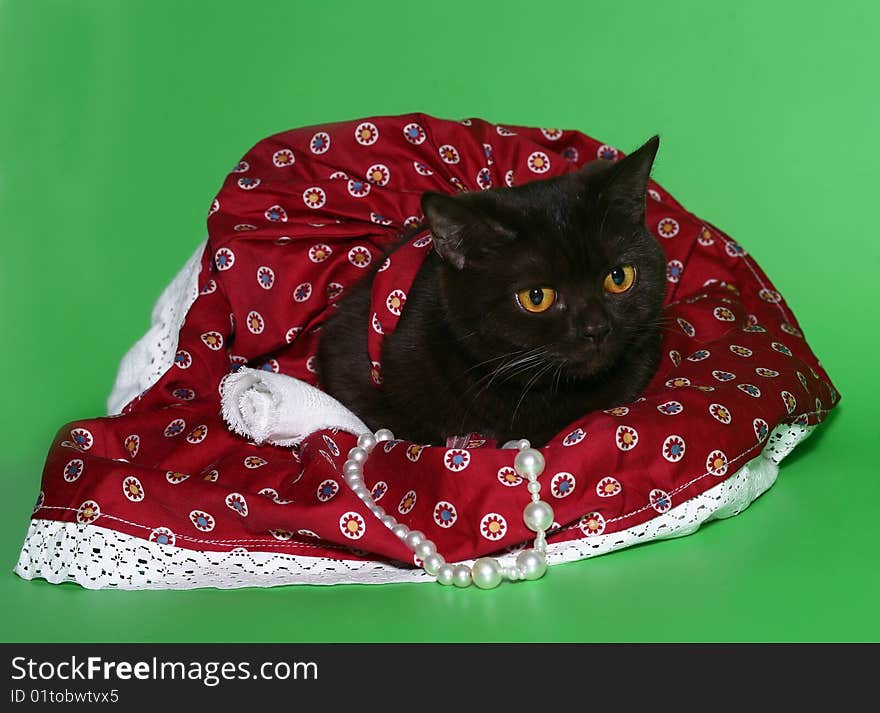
[421,135,666,381]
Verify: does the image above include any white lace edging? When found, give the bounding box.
[106,240,207,415]
[13,424,813,590]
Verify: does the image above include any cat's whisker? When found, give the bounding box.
[510,361,557,428]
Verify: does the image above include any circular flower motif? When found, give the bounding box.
[595,476,620,498]
[549,471,576,498]
[121,475,145,502]
[756,367,779,377]
[729,344,753,357]
[255,266,275,290]
[676,317,695,337]
[68,427,93,451]
[246,310,265,334]
[200,279,217,295]
[434,501,458,528]
[413,161,433,176]
[687,349,711,362]
[348,246,372,268]
[322,435,340,457]
[754,418,770,442]
[657,218,679,238]
[33,490,44,513]
[269,529,294,541]
[365,163,390,186]
[63,458,84,482]
[669,350,682,366]
[232,160,249,173]
[199,468,218,483]
[308,244,332,263]
[540,128,563,140]
[370,212,392,225]
[648,188,662,201]
[235,175,261,191]
[370,481,387,501]
[527,151,551,173]
[163,418,186,437]
[559,146,578,163]
[709,403,732,424]
[302,187,326,209]
[77,500,101,524]
[758,288,782,303]
[316,479,339,502]
[480,513,508,541]
[438,144,460,164]
[149,527,176,547]
[724,241,746,257]
[338,511,366,540]
[405,444,424,462]
[309,132,330,155]
[657,400,683,415]
[413,234,433,248]
[662,435,686,462]
[771,342,793,356]
[666,259,684,283]
[781,390,797,414]
[122,434,140,458]
[200,331,224,351]
[402,122,426,145]
[797,371,808,390]
[616,425,639,451]
[476,167,492,189]
[781,323,803,338]
[174,350,192,370]
[650,489,672,513]
[579,512,606,537]
[597,144,618,160]
[444,449,470,472]
[189,510,215,532]
[293,282,312,302]
[698,226,714,246]
[235,224,257,232]
[347,178,371,198]
[714,306,736,322]
[398,489,417,515]
[563,427,586,446]
[244,456,267,469]
[665,376,691,388]
[604,406,630,416]
[371,313,384,335]
[706,450,729,476]
[386,289,406,316]
[378,257,392,272]
[165,470,190,484]
[186,424,208,444]
[504,169,515,187]
[712,370,737,382]
[265,205,287,222]
[497,466,522,487]
[208,198,219,217]
[272,148,295,166]
[737,383,762,398]
[354,122,379,146]
[370,361,382,385]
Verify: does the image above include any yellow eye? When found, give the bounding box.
[604,265,636,294]
[516,287,557,313]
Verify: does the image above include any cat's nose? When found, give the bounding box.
[584,322,610,342]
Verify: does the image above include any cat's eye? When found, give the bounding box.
[603,265,636,294]
[516,287,557,313]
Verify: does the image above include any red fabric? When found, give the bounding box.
[31,114,839,568]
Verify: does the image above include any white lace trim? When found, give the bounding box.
[14,424,812,590]
[106,240,207,415]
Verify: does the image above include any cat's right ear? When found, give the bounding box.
[421,192,511,270]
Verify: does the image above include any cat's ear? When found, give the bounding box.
[602,135,660,221]
[421,192,511,269]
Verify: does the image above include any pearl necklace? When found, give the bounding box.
[343,428,552,589]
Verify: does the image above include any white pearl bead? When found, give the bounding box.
[471,558,503,589]
[343,471,362,486]
[414,540,436,560]
[527,481,541,494]
[369,504,385,518]
[380,515,397,528]
[517,439,531,450]
[516,549,548,581]
[501,439,521,449]
[452,564,472,588]
[375,428,395,441]
[343,460,362,476]
[422,553,445,575]
[514,448,545,478]
[523,501,554,532]
[436,564,455,585]
[348,447,368,464]
[357,432,377,452]
[391,524,409,539]
[404,530,425,549]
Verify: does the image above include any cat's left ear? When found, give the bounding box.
[421,192,512,270]
[602,135,660,221]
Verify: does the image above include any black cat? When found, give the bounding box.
[316,136,667,447]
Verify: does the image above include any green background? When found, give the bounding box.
[1,0,877,642]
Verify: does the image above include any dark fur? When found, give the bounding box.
[316,136,666,446]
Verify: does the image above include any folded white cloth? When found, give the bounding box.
[220,367,368,447]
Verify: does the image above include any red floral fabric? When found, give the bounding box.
[29,114,839,572]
